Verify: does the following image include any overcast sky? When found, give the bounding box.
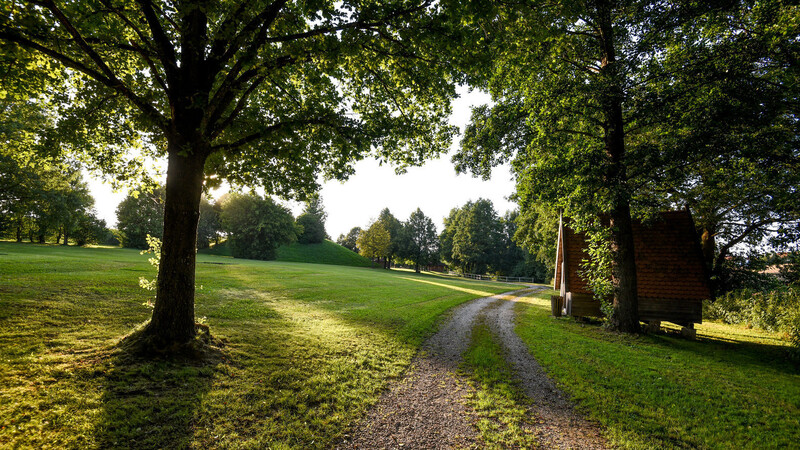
[86,86,518,239]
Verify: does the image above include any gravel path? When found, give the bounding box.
[483,294,610,449]
[339,287,609,449]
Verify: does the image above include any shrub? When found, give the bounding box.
[219,193,298,260]
[704,286,800,357]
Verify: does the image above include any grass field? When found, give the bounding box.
[274,240,374,267]
[515,290,800,449]
[0,242,521,449]
[200,240,375,268]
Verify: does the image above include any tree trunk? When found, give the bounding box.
[56,229,62,244]
[143,143,207,345]
[596,0,640,333]
[16,225,21,242]
[62,229,68,246]
[700,227,720,296]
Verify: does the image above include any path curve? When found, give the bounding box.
[338,287,609,449]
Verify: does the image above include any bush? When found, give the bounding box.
[219,193,298,260]
[704,286,799,332]
[704,286,800,357]
[788,312,800,361]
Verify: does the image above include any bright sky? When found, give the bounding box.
[86,86,518,239]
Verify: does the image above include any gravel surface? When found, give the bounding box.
[483,294,610,449]
[339,287,609,449]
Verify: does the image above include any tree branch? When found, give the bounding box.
[210,117,336,152]
[135,0,179,86]
[0,30,168,129]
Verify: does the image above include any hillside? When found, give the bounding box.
[275,240,374,267]
[200,239,374,267]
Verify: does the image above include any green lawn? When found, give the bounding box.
[274,240,374,267]
[515,290,800,449]
[0,242,521,449]
[200,239,375,268]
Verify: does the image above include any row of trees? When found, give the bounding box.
[116,188,328,260]
[347,207,438,273]
[338,201,547,279]
[0,153,110,246]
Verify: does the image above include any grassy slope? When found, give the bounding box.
[200,240,374,268]
[515,290,800,449]
[0,242,522,449]
[274,240,374,267]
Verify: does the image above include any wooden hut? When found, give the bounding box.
[554,210,711,328]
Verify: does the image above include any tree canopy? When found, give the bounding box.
[116,188,165,249]
[357,220,391,262]
[398,208,438,273]
[1,0,461,346]
[453,0,800,331]
[336,226,362,253]
[296,194,327,244]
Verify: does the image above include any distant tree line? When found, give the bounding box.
[338,200,548,280]
[115,189,328,260]
[0,155,111,246]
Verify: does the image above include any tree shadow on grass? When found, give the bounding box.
[94,335,227,449]
[647,328,799,376]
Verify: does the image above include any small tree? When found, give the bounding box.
[377,208,403,268]
[337,227,362,253]
[357,221,391,265]
[219,193,298,260]
[399,208,438,273]
[297,193,328,244]
[116,189,165,250]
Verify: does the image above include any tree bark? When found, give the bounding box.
[143,141,207,345]
[596,0,640,333]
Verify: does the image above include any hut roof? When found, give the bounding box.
[554,210,711,301]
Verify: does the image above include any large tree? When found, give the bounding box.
[398,208,437,273]
[2,1,457,347]
[453,0,799,332]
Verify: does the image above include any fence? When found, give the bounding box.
[454,272,539,284]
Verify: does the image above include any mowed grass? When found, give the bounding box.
[274,240,374,267]
[0,242,522,449]
[515,290,800,449]
[200,240,374,268]
[462,319,537,449]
